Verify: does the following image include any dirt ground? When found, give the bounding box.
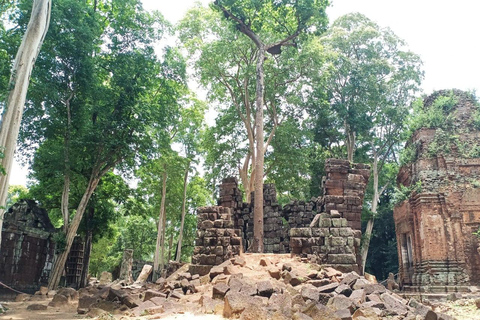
[0,300,226,320]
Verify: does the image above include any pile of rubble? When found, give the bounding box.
[15,254,464,319]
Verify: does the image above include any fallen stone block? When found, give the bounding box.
[327,295,355,313]
[352,307,381,320]
[233,256,246,267]
[348,289,365,305]
[257,280,274,298]
[48,294,69,308]
[143,289,167,301]
[223,292,262,318]
[77,294,100,314]
[317,282,339,293]
[301,286,320,302]
[335,284,352,297]
[27,304,48,310]
[213,283,230,300]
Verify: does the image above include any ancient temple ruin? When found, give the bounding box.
[394,90,480,292]
[0,200,56,294]
[191,159,370,275]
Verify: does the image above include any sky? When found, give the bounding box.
[9,0,480,186]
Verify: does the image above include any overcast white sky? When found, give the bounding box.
[10,0,480,186]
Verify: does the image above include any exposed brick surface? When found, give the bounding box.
[394,90,480,292]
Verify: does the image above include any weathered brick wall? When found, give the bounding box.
[394,90,480,292]
[323,159,370,231]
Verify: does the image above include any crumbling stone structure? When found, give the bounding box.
[289,159,369,273]
[322,159,370,231]
[0,200,56,294]
[219,179,288,253]
[290,211,360,273]
[394,90,480,292]
[192,159,370,273]
[190,206,242,275]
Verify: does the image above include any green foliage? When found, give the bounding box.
[0,149,5,176]
[408,93,457,134]
[212,0,329,43]
[473,227,480,238]
[469,179,480,188]
[364,190,398,280]
[89,231,122,277]
[266,118,315,204]
[179,3,329,197]
[426,129,459,158]
[399,142,417,166]
[52,231,67,254]
[319,12,423,160]
[6,185,29,209]
[392,181,422,206]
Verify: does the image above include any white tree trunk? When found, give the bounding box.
[252,45,265,253]
[0,0,51,249]
[48,175,100,290]
[175,162,189,262]
[153,166,167,281]
[361,152,379,273]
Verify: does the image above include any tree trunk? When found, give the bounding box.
[48,175,100,290]
[160,195,167,272]
[175,162,189,262]
[168,233,173,262]
[61,175,70,232]
[252,45,266,253]
[0,0,51,249]
[345,124,355,162]
[360,152,379,273]
[61,92,73,232]
[153,165,167,281]
[80,222,92,288]
[119,249,134,284]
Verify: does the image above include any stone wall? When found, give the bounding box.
[190,206,242,275]
[0,200,56,294]
[191,159,370,274]
[290,211,360,273]
[394,90,480,292]
[218,179,289,254]
[288,159,369,273]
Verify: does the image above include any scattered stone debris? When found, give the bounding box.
[11,255,468,320]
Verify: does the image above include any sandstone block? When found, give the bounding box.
[49,294,69,308]
[213,283,230,300]
[327,295,355,313]
[349,289,366,305]
[317,282,339,293]
[301,287,319,302]
[334,284,352,297]
[223,292,262,318]
[210,265,224,279]
[257,280,274,297]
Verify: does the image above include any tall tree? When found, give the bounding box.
[17,0,181,289]
[210,0,328,252]
[320,13,422,162]
[319,13,423,271]
[0,0,50,248]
